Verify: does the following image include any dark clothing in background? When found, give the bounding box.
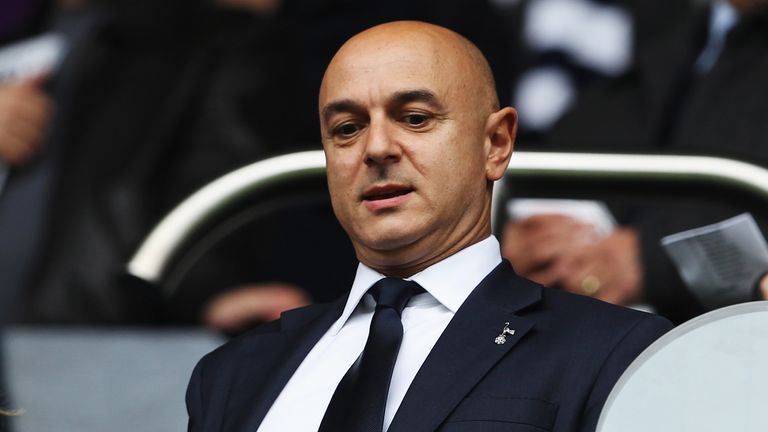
[0,7,106,324]
[0,0,52,44]
[497,0,692,143]
[18,5,303,324]
[543,5,768,323]
[547,5,768,158]
[166,195,357,325]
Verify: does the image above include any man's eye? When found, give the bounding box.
[403,114,429,127]
[335,123,360,137]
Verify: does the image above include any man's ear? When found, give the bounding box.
[484,106,517,181]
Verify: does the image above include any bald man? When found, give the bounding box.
[186,22,672,432]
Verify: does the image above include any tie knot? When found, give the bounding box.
[369,278,424,314]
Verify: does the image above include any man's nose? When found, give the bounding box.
[364,121,402,167]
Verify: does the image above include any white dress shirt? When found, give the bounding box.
[257,236,502,431]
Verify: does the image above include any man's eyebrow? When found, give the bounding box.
[322,99,364,124]
[321,89,443,123]
[390,89,444,110]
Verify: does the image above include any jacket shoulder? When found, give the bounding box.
[539,284,673,333]
[199,301,334,367]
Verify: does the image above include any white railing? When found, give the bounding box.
[128,151,768,286]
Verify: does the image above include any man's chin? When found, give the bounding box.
[354,234,437,278]
[353,227,425,256]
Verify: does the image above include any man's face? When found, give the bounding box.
[319,28,504,273]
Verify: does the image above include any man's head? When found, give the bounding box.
[319,21,517,277]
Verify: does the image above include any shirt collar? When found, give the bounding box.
[330,235,502,335]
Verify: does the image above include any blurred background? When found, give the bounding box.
[1,0,767,429]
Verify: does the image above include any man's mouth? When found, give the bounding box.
[362,184,414,201]
[360,184,414,211]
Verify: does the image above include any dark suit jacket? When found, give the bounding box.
[187,261,672,431]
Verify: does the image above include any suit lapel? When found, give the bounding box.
[389,261,541,432]
[223,295,347,432]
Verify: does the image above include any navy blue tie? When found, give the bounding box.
[319,277,424,431]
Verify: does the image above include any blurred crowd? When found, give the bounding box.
[1,0,767,337]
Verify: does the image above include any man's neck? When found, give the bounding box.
[365,230,493,278]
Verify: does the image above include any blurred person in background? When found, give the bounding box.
[0,1,58,426]
[502,0,768,323]
[0,0,309,325]
[490,0,690,145]
[0,0,58,324]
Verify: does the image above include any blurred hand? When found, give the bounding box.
[503,215,643,305]
[502,214,602,286]
[203,283,311,333]
[555,228,644,305]
[0,77,53,166]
